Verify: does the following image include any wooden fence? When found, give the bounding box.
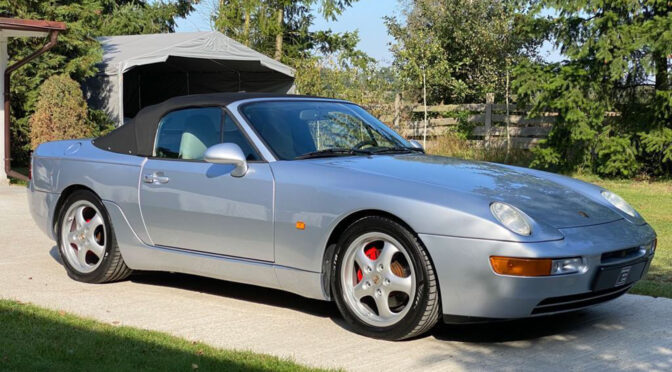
[374,95,621,150]
[386,96,556,149]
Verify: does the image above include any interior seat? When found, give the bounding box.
[222,116,258,160]
[179,115,220,160]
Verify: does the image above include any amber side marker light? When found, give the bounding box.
[295,221,306,230]
[490,256,552,277]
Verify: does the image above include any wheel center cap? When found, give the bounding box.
[372,274,381,285]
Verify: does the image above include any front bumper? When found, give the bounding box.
[421,219,656,321]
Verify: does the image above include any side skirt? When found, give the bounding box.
[103,200,328,301]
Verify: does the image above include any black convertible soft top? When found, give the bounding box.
[92,92,316,156]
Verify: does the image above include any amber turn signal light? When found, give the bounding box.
[490,256,552,276]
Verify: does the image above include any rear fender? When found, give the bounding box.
[31,140,150,244]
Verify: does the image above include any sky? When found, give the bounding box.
[174,0,561,65]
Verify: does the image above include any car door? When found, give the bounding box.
[139,107,275,262]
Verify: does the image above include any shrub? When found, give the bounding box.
[595,135,640,177]
[29,75,95,150]
[424,132,534,167]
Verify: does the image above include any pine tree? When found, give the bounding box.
[514,0,672,177]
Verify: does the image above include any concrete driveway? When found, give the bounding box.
[1,185,671,371]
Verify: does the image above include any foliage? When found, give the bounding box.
[385,0,542,104]
[0,0,195,165]
[213,0,392,109]
[0,299,330,371]
[453,111,478,140]
[292,27,392,97]
[29,75,95,149]
[514,0,672,177]
[425,131,534,167]
[595,134,640,177]
[641,127,672,165]
[214,0,361,61]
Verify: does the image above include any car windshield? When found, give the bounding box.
[240,101,415,160]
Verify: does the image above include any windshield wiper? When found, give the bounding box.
[295,148,372,160]
[370,146,424,154]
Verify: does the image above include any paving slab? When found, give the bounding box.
[1,185,671,371]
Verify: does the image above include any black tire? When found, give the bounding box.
[56,190,132,283]
[331,216,440,340]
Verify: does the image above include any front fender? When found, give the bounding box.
[271,161,564,273]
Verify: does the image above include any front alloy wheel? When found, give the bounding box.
[332,216,440,340]
[340,232,416,327]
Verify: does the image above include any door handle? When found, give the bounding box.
[143,172,170,184]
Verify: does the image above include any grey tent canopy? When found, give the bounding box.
[85,31,296,124]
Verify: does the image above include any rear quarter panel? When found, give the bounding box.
[31,140,149,243]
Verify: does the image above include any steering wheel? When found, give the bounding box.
[353,140,377,150]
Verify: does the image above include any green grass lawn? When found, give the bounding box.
[576,175,672,299]
[0,299,330,372]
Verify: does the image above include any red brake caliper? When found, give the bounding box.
[356,245,380,283]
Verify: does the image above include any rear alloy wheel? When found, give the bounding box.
[332,216,440,340]
[61,200,106,274]
[57,190,132,283]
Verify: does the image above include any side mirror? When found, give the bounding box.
[204,143,248,177]
[409,140,424,151]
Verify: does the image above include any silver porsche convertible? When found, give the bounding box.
[28,93,656,340]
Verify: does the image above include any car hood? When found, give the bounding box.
[318,154,622,229]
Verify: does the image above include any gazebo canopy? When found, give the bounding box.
[86,31,296,123]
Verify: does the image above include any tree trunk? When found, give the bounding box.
[653,1,670,92]
[654,52,669,92]
[393,92,402,129]
[422,70,428,148]
[653,1,671,129]
[505,64,511,161]
[274,7,284,61]
[243,8,251,46]
[485,93,494,149]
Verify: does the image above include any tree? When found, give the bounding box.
[386,0,541,104]
[214,0,360,62]
[0,0,195,165]
[514,0,672,177]
[214,0,259,47]
[214,0,384,105]
[269,0,356,60]
[29,75,94,149]
[293,44,394,107]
